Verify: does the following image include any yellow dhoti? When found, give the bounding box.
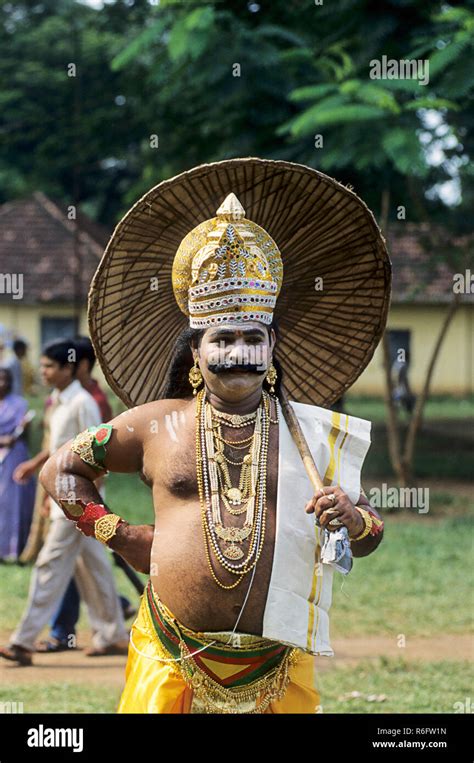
[117,581,321,714]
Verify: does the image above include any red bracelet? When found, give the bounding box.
[77,502,109,537]
[367,508,384,536]
[60,499,109,537]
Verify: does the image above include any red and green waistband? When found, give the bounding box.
[144,580,289,689]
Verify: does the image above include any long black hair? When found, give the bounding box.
[160,319,283,400]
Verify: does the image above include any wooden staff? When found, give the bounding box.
[279,386,324,492]
[279,387,344,526]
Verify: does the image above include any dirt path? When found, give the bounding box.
[315,633,473,672]
[1,632,471,685]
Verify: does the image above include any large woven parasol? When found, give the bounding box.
[89,158,391,410]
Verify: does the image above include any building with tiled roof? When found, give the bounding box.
[0,192,111,360]
[0,193,472,396]
[0,192,109,305]
[388,222,473,305]
[352,222,473,396]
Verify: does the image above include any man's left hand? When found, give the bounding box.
[304,485,365,537]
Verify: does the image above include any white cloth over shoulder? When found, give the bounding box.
[261,399,371,656]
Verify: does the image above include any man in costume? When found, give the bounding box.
[40,159,389,713]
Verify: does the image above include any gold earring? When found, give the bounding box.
[265,362,277,394]
[189,357,203,395]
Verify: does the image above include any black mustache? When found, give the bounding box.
[207,362,265,374]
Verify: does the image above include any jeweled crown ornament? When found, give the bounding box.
[172,193,283,328]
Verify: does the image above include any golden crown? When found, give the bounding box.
[172,194,283,328]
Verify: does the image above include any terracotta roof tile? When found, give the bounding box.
[387,222,473,304]
[0,192,111,305]
[0,195,472,306]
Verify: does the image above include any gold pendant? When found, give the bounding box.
[223,501,248,516]
[226,487,242,504]
[223,543,244,560]
[215,524,251,543]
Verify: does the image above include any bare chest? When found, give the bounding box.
[143,411,280,633]
[149,417,279,507]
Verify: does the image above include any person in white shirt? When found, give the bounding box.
[0,339,128,666]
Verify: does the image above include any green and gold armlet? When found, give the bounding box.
[70,423,113,473]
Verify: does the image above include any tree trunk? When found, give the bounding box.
[402,294,461,475]
[381,330,405,481]
[379,188,409,483]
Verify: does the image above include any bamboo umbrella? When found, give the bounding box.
[89,158,391,412]
[89,158,391,520]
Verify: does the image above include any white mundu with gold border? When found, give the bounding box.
[262,400,371,656]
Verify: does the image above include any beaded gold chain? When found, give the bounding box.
[195,388,271,590]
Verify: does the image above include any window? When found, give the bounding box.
[40,317,78,348]
[387,329,411,368]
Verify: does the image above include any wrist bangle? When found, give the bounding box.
[76,501,109,536]
[59,499,125,543]
[349,506,372,541]
[350,506,384,541]
[94,513,126,545]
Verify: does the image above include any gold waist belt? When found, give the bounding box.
[144,580,301,714]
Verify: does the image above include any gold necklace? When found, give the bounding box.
[214,431,254,447]
[211,407,258,427]
[206,393,268,565]
[215,445,252,504]
[268,396,279,425]
[196,389,270,589]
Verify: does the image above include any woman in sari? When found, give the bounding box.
[0,367,35,561]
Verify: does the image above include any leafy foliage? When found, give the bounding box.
[0,0,471,232]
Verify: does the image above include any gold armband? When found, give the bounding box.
[70,424,113,472]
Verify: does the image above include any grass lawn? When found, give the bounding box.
[1,489,472,637]
[0,658,470,714]
[316,657,472,714]
[0,683,122,714]
[330,513,473,637]
[0,658,472,713]
[89,477,469,644]
[345,394,474,422]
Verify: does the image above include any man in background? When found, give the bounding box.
[14,339,36,396]
[0,338,128,666]
[74,336,113,422]
[36,336,135,653]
